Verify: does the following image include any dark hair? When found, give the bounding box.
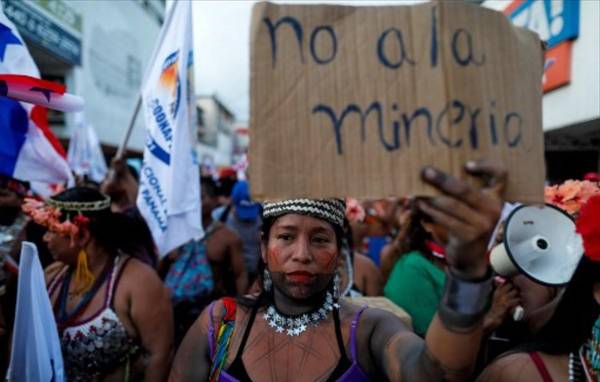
[201,176,219,199]
[52,187,150,260]
[127,164,140,181]
[515,256,600,355]
[217,178,236,198]
[405,199,434,257]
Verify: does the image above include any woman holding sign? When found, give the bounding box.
[170,160,505,382]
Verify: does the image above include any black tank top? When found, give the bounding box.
[226,304,353,381]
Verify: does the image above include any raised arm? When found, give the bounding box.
[373,160,505,381]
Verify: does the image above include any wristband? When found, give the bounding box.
[437,267,494,332]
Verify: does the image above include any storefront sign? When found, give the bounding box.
[504,0,579,48]
[1,0,81,65]
[504,0,579,94]
[542,40,572,92]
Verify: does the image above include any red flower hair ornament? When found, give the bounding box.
[22,195,110,240]
[576,194,600,263]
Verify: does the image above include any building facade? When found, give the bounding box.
[484,0,600,182]
[2,0,165,154]
[196,94,235,167]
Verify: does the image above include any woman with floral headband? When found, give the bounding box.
[170,160,506,382]
[477,194,600,382]
[23,187,173,381]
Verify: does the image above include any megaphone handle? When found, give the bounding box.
[512,305,525,321]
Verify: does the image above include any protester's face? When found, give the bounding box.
[512,275,558,321]
[263,214,339,300]
[43,230,79,263]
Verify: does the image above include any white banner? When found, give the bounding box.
[67,113,108,183]
[137,0,202,256]
[7,242,65,382]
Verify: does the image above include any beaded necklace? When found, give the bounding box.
[262,291,340,336]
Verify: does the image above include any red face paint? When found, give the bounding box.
[266,214,340,298]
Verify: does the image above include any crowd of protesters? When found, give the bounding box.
[0,163,599,381]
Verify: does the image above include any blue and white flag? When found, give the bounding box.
[0,4,72,185]
[137,1,202,256]
[67,113,108,183]
[7,242,65,382]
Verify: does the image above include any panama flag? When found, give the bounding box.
[137,1,202,256]
[0,4,72,185]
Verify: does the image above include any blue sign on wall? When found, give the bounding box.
[1,0,81,65]
[506,0,580,49]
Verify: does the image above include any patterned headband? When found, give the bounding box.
[46,196,111,212]
[262,198,346,229]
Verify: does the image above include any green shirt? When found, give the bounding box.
[384,250,446,336]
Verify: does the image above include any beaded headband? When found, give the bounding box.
[262,198,346,230]
[46,196,111,212]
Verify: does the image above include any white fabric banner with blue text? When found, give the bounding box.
[137,1,202,257]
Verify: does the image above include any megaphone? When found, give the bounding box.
[490,203,584,287]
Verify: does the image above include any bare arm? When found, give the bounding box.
[476,353,542,382]
[126,261,174,382]
[373,160,506,381]
[380,210,412,283]
[355,254,383,296]
[169,302,218,381]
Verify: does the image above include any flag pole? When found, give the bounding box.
[115,96,141,159]
[115,1,179,159]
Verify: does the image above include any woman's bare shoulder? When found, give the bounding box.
[477,352,543,382]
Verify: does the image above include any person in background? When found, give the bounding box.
[0,174,29,376]
[478,195,600,382]
[216,167,238,207]
[215,180,262,286]
[23,187,173,381]
[340,213,383,297]
[165,177,248,348]
[101,157,139,213]
[201,177,248,298]
[101,157,158,268]
[383,199,448,336]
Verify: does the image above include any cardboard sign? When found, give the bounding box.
[250,1,545,202]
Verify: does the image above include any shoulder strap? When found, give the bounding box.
[528,352,554,382]
[333,308,349,361]
[350,306,369,362]
[231,302,258,364]
[47,265,69,298]
[108,256,132,307]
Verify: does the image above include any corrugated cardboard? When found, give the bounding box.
[250,1,545,202]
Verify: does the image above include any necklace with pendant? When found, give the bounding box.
[262,291,340,337]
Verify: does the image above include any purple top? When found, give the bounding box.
[208,304,370,382]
